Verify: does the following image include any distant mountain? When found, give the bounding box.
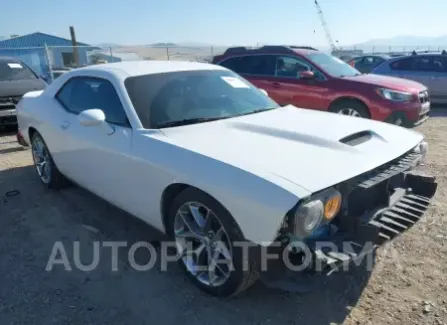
[176,41,212,47]
[352,35,447,51]
[148,42,177,48]
[96,43,122,48]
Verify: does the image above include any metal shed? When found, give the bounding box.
[0,32,99,77]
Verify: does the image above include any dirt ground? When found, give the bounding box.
[0,111,446,325]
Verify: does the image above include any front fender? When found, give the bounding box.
[142,134,310,246]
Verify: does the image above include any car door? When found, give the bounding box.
[54,76,136,209]
[265,55,329,110]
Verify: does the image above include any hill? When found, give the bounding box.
[148,42,178,48]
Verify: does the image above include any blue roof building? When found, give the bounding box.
[0,32,119,78]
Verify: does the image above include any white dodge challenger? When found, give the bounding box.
[16,61,437,296]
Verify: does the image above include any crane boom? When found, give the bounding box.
[314,0,337,52]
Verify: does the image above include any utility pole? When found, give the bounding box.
[69,26,80,67]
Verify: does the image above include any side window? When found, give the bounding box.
[220,55,275,76]
[391,56,446,72]
[373,57,385,66]
[390,57,415,71]
[429,56,446,72]
[56,77,129,126]
[219,57,246,74]
[243,55,276,76]
[363,57,374,65]
[275,56,324,80]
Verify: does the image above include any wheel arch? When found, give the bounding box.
[160,183,245,238]
[28,126,38,140]
[329,96,371,118]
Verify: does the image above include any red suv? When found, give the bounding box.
[212,46,430,126]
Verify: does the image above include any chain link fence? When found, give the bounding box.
[3,43,447,83]
[0,44,229,83]
[336,45,447,56]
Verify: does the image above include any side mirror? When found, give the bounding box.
[299,70,315,79]
[78,109,106,127]
[259,89,268,96]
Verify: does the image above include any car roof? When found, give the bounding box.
[78,60,227,77]
[0,56,22,63]
[388,53,446,61]
[292,48,319,56]
[352,54,390,59]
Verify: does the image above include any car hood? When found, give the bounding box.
[0,79,46,97]
[161,106,423,193]
[342,73,426,93]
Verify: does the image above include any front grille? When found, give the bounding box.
[418,90,429,104]
[341,148,421,217]
[0,96,22,111]
[347,149,421,190]
[0,115,17,125]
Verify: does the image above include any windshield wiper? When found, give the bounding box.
[156,117,229,128]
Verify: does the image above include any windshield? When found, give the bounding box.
[125,69,279,128]
[0,60,37,81]
[306,52,361,77]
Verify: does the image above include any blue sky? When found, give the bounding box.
[1,0,445,46]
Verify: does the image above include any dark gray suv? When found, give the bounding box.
[0,56,47,126]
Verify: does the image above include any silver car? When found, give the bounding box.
[372,52,447,104]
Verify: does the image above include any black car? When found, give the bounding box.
[347,55,391,74]
[0,56,47,126]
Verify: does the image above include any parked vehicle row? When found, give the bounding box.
[213,46,430,126]
[15,60,437,296]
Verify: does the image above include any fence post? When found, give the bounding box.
[166,47,170,60]
[44,43,53,83]
[109,47,113,57]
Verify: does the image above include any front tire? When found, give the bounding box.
[330,100,370,118]
[166,187,259,297]
[31,132,68,189]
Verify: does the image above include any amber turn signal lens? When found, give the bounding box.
[324,195,341,220]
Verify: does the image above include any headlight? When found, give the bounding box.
[294,188,342,238]
[414,140,428,163]
[377,88,413,102]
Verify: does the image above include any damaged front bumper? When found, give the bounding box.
[260,168,437,291]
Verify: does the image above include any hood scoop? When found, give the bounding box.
[339,130,373,146]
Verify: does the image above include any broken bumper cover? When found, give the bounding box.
[260,170,437,290]
[313,169,436,273]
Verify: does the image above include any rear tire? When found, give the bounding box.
[30,132,69,189]
[330,100,370,118]
[166,187,259,297]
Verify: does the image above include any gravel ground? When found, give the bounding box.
[0,111,446,325]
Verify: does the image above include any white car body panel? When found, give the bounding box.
[16,61,424,246]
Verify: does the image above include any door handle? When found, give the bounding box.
[61,121,70,130]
